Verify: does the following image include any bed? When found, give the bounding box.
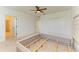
[17,33,47,52]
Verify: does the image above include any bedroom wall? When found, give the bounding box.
[0,15,5,41]
[16,13,36,38]
[73,7,79,51]
[39,10,72,39]
[0,7,36,41]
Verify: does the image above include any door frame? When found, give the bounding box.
[5,15,17,39]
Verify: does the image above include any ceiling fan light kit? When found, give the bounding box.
[36,11,41,13]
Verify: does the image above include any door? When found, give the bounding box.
[6,16,13,38]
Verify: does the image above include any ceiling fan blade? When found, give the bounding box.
[40,8,47,10]
[40,10,44,13]
[35,6,40,10]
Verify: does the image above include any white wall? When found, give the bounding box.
[35,16,40,33]
[73,7,79,43]
[0,7,36,41]
[17,15,36,38]
[0,15,5,41]
[73,7,79,51]
[39,10,72,39]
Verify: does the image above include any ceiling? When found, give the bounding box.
[4,6,72,15]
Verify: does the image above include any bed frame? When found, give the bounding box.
[17,33,73,52]
[17,33,47,52]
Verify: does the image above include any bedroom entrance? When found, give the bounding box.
[0,16,17,52]
[5,16,16,39]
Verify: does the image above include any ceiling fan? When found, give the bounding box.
[31,6,47,15]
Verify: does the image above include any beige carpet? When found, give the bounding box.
[37,40,74,52]
[0,38,16,52]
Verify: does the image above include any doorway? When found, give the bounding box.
[5,16,16,39]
